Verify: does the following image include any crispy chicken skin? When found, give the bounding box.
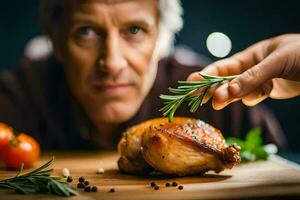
[118,118,190,174]
[118,117,240,176]
[117,119,153,174]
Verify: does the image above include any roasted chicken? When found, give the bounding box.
[118,117,240,176]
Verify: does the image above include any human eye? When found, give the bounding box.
[129,26,141,35]
[78,27,97,37]
[122,25,146,42]
[73,26,102,47]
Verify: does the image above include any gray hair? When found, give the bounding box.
[39,0,183,55]
[157,0,183,54]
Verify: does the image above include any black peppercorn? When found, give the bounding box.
[78,176,85,182]
[67,176,73,182]
[172,182,177,187]
[178,185,184,190]
[84,181,89,186]
[109,188,115,193]
[150,182,156,187]
[77,182,85,188]
[165,182,170,187]
[84,186,91,192]
[91,186,98,192]
[154,185,159,190]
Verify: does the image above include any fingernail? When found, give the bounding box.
[229,82,241,97]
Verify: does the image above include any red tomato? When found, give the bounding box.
[0,123,14,158]
[2,133,40,169]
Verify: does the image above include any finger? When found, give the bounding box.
[200,58,244,77]
[228,51,283,98]
[242,92,268,106]
[212,81,238,104]
[212,96,240,110]
[213,82,230,103]
[211,80,271,109]
[211,83,240,110]
[270,79,300,99]
[202,85,217,104]
[212,98,240,110]
[241,81,273,106]
[187,72,206,81]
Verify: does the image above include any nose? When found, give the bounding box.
[98,31,127,74]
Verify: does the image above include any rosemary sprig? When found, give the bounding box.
[160,73,238,122]
[0,157,78,196]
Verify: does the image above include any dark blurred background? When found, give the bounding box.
[0,1,300,157]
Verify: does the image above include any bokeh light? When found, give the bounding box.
[206,32,232,58]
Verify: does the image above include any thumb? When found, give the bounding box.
[228,51,283,98]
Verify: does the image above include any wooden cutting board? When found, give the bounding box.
[0,151,300,200]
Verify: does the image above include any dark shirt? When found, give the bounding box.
[0,49,287,150]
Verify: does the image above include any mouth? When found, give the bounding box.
[92,83,133,96]
[103,83,131,91]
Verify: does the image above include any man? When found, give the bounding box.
[0,0,286,150]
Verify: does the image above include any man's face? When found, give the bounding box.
[55,0,159,125]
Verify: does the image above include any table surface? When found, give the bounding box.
[0,151,300,200]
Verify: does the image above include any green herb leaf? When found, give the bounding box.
[0,157,78,196]
[226,128,274,162]
[245,128,262,149]
[159,73,238,122]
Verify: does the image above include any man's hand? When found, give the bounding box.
[188,34,300,110]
